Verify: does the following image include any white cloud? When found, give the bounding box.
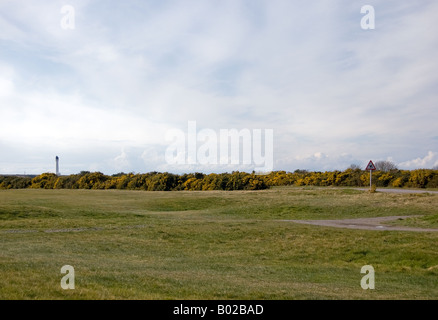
[398,151,438,169]
[1,1,438,174]
[110,148,129,172]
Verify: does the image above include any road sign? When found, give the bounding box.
[366,160,376,171]
[366,160,376,192]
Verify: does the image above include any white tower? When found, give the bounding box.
[56,156,60,176]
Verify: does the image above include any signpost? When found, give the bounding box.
[365,160,376,191]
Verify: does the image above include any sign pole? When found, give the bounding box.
[366,160,376,192]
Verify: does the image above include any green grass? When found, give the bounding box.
[1,187,437,299]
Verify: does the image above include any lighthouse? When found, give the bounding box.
[56,156,60,176]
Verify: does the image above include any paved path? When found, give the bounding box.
[281,216,438,232]
[357,188,438,194]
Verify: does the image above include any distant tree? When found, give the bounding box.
[0,176,32,189]
[112,172,127,177]
[54,174,81,189]
[194,172,205,180]
[348,164,362,170]
[77,172,108,189]
[375,160,398,172]
[31,173,58,189]
[432,165,438,170]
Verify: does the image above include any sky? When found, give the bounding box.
[1,0,437,175]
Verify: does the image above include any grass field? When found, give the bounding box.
[1,187,437,299]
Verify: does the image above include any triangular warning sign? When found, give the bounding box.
[366,160,376,171]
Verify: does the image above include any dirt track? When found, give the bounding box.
[281,216,438,232]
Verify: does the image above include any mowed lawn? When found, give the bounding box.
[0,187,437,299]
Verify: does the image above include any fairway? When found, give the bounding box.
[1,187,437,299]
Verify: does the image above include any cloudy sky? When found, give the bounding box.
[1,0,437,175]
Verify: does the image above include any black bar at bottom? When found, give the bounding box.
[1,299,431,319]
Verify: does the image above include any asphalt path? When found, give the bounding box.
[357,188,438,194]
[281,215,438,232]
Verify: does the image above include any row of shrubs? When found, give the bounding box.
[263,169,438,189]
[0,171,267,191]
[1,168,438,190]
